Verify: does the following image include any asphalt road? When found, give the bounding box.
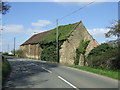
[4,58,118,89]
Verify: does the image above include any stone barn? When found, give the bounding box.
[20,21,98,65]
[20,31,51,59]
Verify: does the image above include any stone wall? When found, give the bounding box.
[20,44,42,60]
[59,22,98,65]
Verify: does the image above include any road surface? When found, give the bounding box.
[3,58,119,89]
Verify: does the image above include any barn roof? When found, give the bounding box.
[39,21,82,44]
[21,21,81,46]
[21,30,51,45]
[21,21,98,46]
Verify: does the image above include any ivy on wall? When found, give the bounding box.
[41,42,56,62]
[40,41,64,62]
[74,40,90,65]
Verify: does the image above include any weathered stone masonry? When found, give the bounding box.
[20,31,50,59]
[20,44,42,59]
[59,22,98,65]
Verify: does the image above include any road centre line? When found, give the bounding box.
[41,67,52,73]
[58,76,79,90]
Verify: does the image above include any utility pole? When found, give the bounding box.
[56,19,59,63]
[7,44,9,53]
[0,27,3,54]
[14,37,15,56]
[0,1,2,54]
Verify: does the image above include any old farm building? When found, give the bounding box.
[20,21,98,65]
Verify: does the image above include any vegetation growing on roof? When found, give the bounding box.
[39,23,77,44]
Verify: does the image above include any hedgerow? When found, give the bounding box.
[87,43,119,70]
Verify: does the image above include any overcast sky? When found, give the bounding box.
[1,1,118,52]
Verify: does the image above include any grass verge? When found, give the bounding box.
[68,65,120,80]
[2,56,11,86]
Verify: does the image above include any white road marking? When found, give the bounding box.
[58,76,79,90]
[41,67,52,73]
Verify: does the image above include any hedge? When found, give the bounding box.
[87,43,119,70]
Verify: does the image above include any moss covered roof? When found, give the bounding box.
[39,21,82,44]
[21,21,83,45]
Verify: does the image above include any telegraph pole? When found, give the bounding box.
[14,37,15,56]
[7,44,9,53]
[0,1,2,54]
[56,19,59,63]
[0,27,3,54]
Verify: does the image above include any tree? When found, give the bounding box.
[0,2,11,15]
[105,20,120,70]
[105,20,120,38]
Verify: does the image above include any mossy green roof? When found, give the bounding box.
[39,21,82,44]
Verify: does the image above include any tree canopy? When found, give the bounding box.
[105,20,120,38]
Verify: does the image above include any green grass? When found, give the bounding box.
[0,62,2,88]
[2,56,11,85]
[68,65,119,80]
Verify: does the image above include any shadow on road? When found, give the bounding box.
[4,58,59,88]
